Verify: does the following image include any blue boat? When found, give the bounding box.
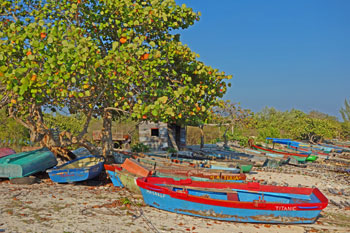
[137,177,328,224]
[104,164,124,187]
[0,147,57,179]
[106,170,124,187]
[47,155,104,183]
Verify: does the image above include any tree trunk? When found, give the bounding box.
[223,126,229,148]
[8,104,96,161]
[167,125,179,151]
[101,111,114,163]
[199,125,204,149]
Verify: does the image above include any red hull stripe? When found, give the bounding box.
[252,145,309,157]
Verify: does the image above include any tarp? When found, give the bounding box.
[266,138,300,147]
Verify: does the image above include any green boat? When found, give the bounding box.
[202,160,253,173]
[305,155,318,162]
[289,155,307,163]
[0,148,57,179]
[237,164,253,173]
[115,169,142,194]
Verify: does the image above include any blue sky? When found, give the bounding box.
[176,0,350,119]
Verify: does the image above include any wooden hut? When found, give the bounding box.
[138,122,186,150]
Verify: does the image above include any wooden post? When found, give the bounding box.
[167,125,179,151]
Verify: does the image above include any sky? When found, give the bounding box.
[175,0,350,120]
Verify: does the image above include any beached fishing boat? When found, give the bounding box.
[104,158,247,191]
[289,145,329,156]
[47,155,104,183]
[104,164,124,187]
[244,147,305,165]
[136,177,328,224]
[104,161,147,193]
[113,151,134,164]
[252,144,318,162]
[0,147,16,158]
[266,138,332,155]
[0,147,57,179]
[252,144,309,158]
[202,161,253,173]
[154,168,246,182]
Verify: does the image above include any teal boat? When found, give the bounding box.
[0,147,57,179]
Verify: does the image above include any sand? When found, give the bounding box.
[1,162,350,233]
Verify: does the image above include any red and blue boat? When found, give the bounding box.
[136,177,328,224]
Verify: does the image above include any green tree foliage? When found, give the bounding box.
[0,0,231,158]
[43,113,87,137]
[0,108,29,147]
[253,107,340,143]
[340,98,350,122]
[340,122,350,140]
[213,100,253,146]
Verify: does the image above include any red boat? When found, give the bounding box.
[252,145,309,158]
[0,148,16,158]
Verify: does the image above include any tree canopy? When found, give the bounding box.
[340,98,350,122]
[0,0,231,158]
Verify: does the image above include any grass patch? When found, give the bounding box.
[324,212,350,228]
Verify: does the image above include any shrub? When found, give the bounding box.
[131,143,150,152]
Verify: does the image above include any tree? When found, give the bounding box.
[309,110,337,121]
[213,100,252,147]
[0,0,231,160]
[253,108,339,143]
[0,108,30,147]
[340,98,350,122]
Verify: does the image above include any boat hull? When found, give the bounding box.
[0,148,57,178]
[115,169,141,194]
[0,148,16,158]
[137,177,328,224]
[106,170,124,187]
[47,155,104,183]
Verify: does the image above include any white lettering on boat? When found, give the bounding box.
[146,190,165,198]
[275,206,296,211]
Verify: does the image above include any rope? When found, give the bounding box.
[123,189,160,233]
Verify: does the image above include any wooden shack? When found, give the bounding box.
[92,130,131,149]
[138,122,186,150]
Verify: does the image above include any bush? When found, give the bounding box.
[131,143,150,152]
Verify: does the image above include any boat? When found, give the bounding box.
[252,144,309,158]
[266,138,332,155]
[104,158,247,191]
[289,145,329,157]
[244,148,300,165]
[154,168,246,182]
[113,151,134,164]
[0,147,57,179]
[104,163,146,193]
[136,177,328,224]
[47,155,104,183]
[201,161,253,173]
[252,144,318,162]
[0,147,16,158]
[104,164,124,187]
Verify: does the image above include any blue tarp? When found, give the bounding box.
[266,138,300,147]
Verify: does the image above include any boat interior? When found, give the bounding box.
[62,157,104,169]
[162,184,319,204]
